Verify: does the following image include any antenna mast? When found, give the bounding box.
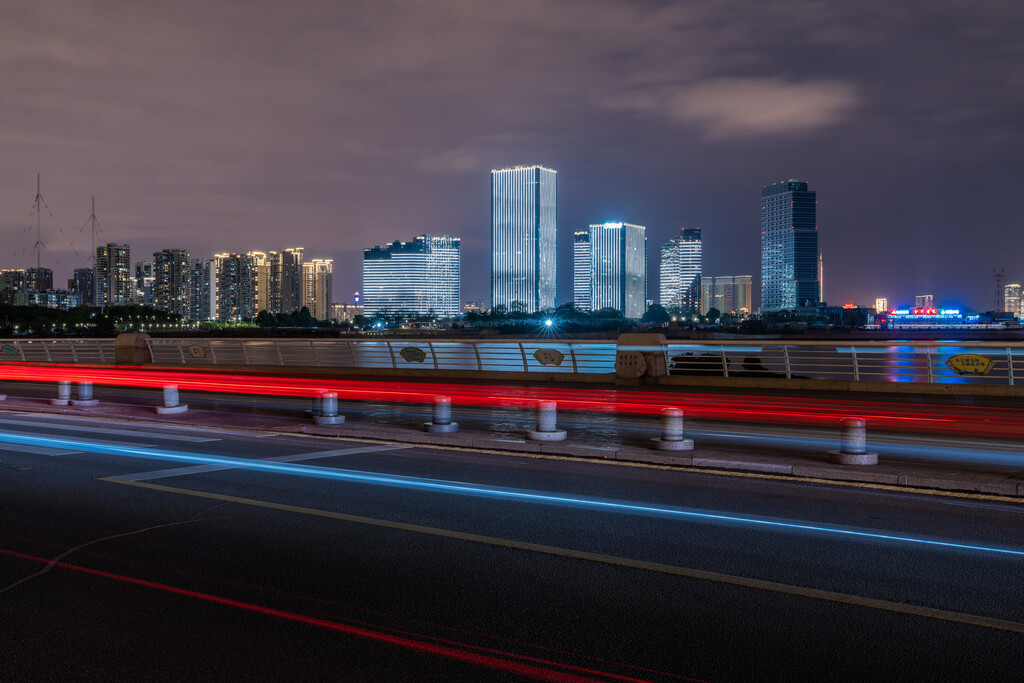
[89,196,99,308]
[33,173,44,271]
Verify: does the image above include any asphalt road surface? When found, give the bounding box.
[1,413,1022,681]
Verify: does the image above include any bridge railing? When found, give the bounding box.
[2,337,1024,386]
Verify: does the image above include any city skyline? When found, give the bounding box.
[2,2,1023,312]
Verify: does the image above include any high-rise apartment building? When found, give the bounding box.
[573,230,591,310]
[214,253,257,322]
[915,294,934,309]
[0,270,27,305]
[576,222,646,318]
[363,235,461,317]
[72,268,95,306]
[1004,284,1022,316]
[701,275,753,316]
[135,261,154,304]
[760,180,818,312]
[268,251,283,314]
[26,267,53,293]
[874,297,889,314]
[191,258,217,322]
[249,251,271,314]
[280,247,304,313]
[153,249,192,317]
[491,165,556,313]
[96,243,132,307]
[302,258,333,321]
[660,227,702,312]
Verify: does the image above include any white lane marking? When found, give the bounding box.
[0,417,219,443]
[113,444,412,482]
[0,434,155,451]
[0,443,81,457]
[14,413,280,438]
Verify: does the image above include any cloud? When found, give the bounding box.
[600,77,860,139]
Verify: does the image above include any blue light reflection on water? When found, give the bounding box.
[1,430,1023,559]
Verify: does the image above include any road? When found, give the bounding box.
[1,412,1022,680]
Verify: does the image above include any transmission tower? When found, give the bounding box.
[993,268,1006,311]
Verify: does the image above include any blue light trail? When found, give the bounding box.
[3,430,1023,559]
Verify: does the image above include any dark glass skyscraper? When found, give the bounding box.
[760,180,818,312]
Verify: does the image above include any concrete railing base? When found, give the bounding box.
[156,404,189,415]
[71,399,99,407]
[650,437,694,451]
[829,450,878,465]
[526,429,567,441]
[315,415,345,426]
[425,421,459,433]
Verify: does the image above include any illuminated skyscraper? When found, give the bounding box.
[701,275,753,316]
[249,251,270,314]
[214,252,257,322]
[491,165,556,313]
[760,180,818,312]
[153,249,192,317]
[875,297,889,314]
[363,235,460,317]
[573,230,591,310]
[191,258,217,322]
[659,227,702,312]
[302,258,333,321]
[280,247,304,313]
[72,268,95,307]
[1004,284,1021,316]
[96,243,132,307]
[577,222,646,318]
[26,267,53,293]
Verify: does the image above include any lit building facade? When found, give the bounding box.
[760,180,818,312]
[249,252,271,314]
[330,303,364,322]
[191,258,217,322]
[1004,284,1022,316]
[491,165,556,313]
[363,234,461,317]
[72,268,95,306]
[915,294,934,309]
[26,267,53,293]
[875,297,889,314]
[302,258,333,321]
[660,227,702,312]
[701,275,753,316]
[0,270,28,305]
[135,261,154,304]
[214,252,257,322]
[153,249,192,318]
[280,247,304,313]
[573,230,591,310]
[96,243,132,307]
[580,222,646,319]
[268,251,283,314]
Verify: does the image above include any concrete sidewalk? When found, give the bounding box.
[2,395,1023,499]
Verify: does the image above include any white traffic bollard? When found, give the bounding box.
[156,384,188,415]
[828,418,877,465]
[51,381,71,406]
[650,407,694,451]
[425,396,459,433]
[314,391,344,425]
[526,400,567,441]
[71,381,99,407]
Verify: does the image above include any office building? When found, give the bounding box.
[302,258,333,321]
[573,230,591,310]
[875,297,889,314]
[1004,284,1022,316]
[153,249,192,317]
[701,275,753,316]
[491,165,556,312]
[214,253,257,323]
[915,294,934,309]
[660,227,702,312]
[330,303,363,322]
[760,180,818,312]
[96,243,132,307]
[191,258,217,322]
[363,234,461,317]
[280,247,304,313]
[577,222,646,318]
[26,267,53,293]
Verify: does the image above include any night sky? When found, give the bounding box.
[3,0,1023,312]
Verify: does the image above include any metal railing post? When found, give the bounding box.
[851,346,860,381]
[43,342,52,362]
[386,341,397,368]
[178,341,186,364]
[276,341,284,366]
[1008,348,1014,386]
[568,344,579,373]
[472,342,483,371]
[428,341,439,370]
[926,347,934,383]
[310,340,320,367]
[720,347,729,378]
[783,346,792,379]
[519,343,529,371]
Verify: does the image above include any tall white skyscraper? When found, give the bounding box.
[659,227,702,312]
[573,230,591,310]
[96,243,132,307]
[491,165,556,313]
[363,234,460,317]
[576,222,646,319]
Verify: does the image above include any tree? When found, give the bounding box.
[642,304,670,324]
[706,307,721,324]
